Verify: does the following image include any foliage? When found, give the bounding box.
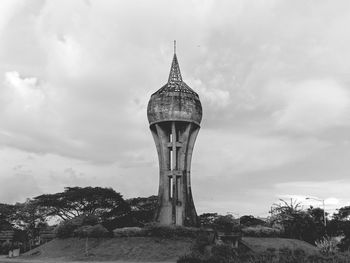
[145,223,199,238]
[113,227,148,237]
[333,206,350,221]
[126,195,158,225]
[213,215,240,233]
[12,199,47,229]
[315,236,339,256]
[199,213,242,233]
[0,241,11,255]
[0,199,48,251]
[270,199,326,243]
[55,220,79,238]
[55,214,102,238]
[178,244,350,263]
[12,199,48,244]
[34,187,130,223]
[271,198,303,222]
[74,224,110,238]
[328,206,350,251]
[89,224,110,238]
[241,225,281,237]
[209,244,236,263]
[239,215,266,227]
[198,213,220,228]
[0,203,16,230]
[192,230,215,254]
[177,253,203,263]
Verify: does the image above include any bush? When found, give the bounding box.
[145,223,199,238]
[177,253,203,263]
[81,214,99,226]
[74,225,91,238]
[56,220,79,238]
[55,214,103,238]
[113,227,147,237]
[74,224,110,238]
[193,231,213,254]
[241,225,281,237]
[214,215,238,233]
[0,241,11,255]
[210,244,236,263]
[315,236,339,256]
[89,224,110,238]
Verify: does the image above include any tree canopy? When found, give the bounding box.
[126,195,158,225]
[34,187,130,222]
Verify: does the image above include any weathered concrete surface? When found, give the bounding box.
[147,92,202,126]
[147,53,202,227]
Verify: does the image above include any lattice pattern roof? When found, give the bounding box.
[154,54,198,97]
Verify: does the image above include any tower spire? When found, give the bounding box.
[168,41,182,83]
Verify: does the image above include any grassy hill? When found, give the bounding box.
[22,237,193,262]
[19,236,321,262]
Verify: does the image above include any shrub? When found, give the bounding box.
[193,231,213,254]
[241,225,281,237]
[113,227,147,237]
[0,241,11,255]
[74,225,91,238]
[315,236,339,256]
[145,223,199,238]
[81,214,99,226]
[56,220,79,238]
[214,215,238,233]
[74,224,110,238]
[210,244,236,263]
[55,214,102,238]
[89,224,110,238]
[177,253,203,263]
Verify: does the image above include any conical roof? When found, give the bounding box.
[153,54,198,97]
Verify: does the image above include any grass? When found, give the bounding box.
[17,236,322,262]
[22,237,193,262]
[241,237,320,255]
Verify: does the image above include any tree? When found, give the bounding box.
[13,199,48,248]
[12,199,47,230]
[213,215,238,233]
[333,206,350,221]
[240,215,266,227]
[34,187,130,224]
[0,203,15,230]
[126,195,158,225]
[328,206,350,251]
[198,213,219,228]
[271,199,325,243]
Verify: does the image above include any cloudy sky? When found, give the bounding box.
[1,0,350,217]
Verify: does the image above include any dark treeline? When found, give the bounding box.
[0,186,158,254]
[1,187,350,254]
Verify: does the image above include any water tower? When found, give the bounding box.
[147,43,202,226]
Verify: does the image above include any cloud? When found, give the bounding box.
[4,71,46,110]
[0,0,24,36]
[272,79,350,133]
[1,0,350,217]
[0,172,41,204]
[195,130,330,176]
[191,76,230,108]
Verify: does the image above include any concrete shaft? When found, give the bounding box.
[150,120,199,226]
